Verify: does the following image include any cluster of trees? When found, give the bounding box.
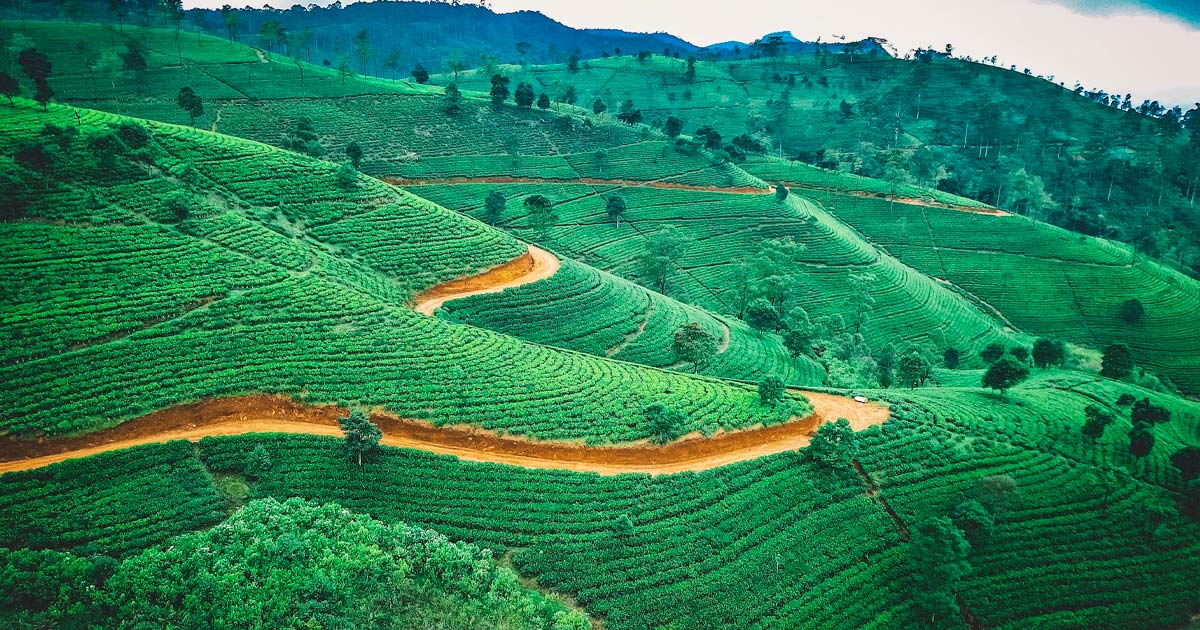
[0,497,590,629]
[0,47,54,110]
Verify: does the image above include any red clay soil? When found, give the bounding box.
[412,245,560,315]
[783,182,1010,216]
[385,176,767,195]
[0,392,889,476]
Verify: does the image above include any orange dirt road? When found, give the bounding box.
[412,245,560,315]
[0,392,889,476]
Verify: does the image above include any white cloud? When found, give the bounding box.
[488,0,1200,106]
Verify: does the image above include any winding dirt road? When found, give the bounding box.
[3,240,893,476]
[0,392,889,476]
[413,245,560,315]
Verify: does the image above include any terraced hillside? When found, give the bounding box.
[411,181,1020,363]
[0,102,807,442]
[807,189,1200,392]
[4,371,1198,629]
[5,21,756,187]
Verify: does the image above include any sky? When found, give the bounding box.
[482,0,1200,108]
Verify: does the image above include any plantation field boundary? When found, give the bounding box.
[413,245,560,315]
[385,176,767,194]
[0,393,889,475]
[784,183,1010,216]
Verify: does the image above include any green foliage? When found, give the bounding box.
[0,498,585,629]
[490,73,510,105]
[897,351,933,389]
[979,342,1005,363]
[758,375,784,406]
[744,297,780,333]
[345,140,363,168]
[1082,405,1115,441]
[774,183,788,201]
[673,322,719,371]
[515,81,535,108]
[1171,447,1200,483]
[982,355,1029,396]
[484,189,506,225]
[339,409,381,466]
[412,63,429,83]
[1031,338,1065,368]
[604,194,626,226]
[1101,343,1135,379]
[644,403,684,445]
[1130,424,1156,459]
[635,225,689,294]
[1118,298,1145,324]
[942,347,960,369]
[663,115,682,138]
[523,194,556,237]
[907,517,971,628]
[807,417,858,468]
[245,444,272,480]
[616,99,642,125]
[950,499,993,544]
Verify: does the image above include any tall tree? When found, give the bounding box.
[1031,338,1065,368]
[907,517,972,628]
[605,194,627,227]
[673,322,719,372]
[0,72,17,105]
[411,64,429,84]
[220,4,239,41]
[616,99,642,124]
[981,355,1029,397]
[483,190,506,226]
[176,86,203,127]
[351,29,372,74]
[338,409,381,467]
[514,82,535,108]
[443,82,463,114]
[664,115,683,138]
[345,141,363,169]
[636,225,690,294]
[808,418,859,469]
[17,49,52,110]
[592,97,607,115]
[489,74,510,105]
[1100,343,1134,379]
[758,375,785,406]
[523,194,556,237]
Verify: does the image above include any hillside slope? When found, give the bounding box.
[0,102,803,442]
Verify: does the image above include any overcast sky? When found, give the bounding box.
[484,0,1199,108]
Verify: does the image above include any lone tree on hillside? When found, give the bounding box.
[345,141,363,169]
[176,86,203,127]
[808,418,858,469]
[514,82,535,108]
[644,403,685,444]
[1101,343,1134,379]
[774,184,789,201]
[673,322,719,372]
[592,97,607,115]
[1129,424,1155,459]
[605,194,627,226]
[489,74,510,105]
[523,194,556,237]
[897,352,933,389]
[0,72,18,105]
[1031,338,1065,368]
[1118,298,1145,324]
[1171,446,1200,483]
[338,409,381,467]
[411,64,429,84]
[18,48,53,110]
[943,348,960,369]
[636,225,690,294]
[616,99,642,124]
[537,92,550,109]
[982,355,1029,397]
[443,83,463,114]
[664,115,683,138]
[483,190,506,226]
[245,444,272,481]
[1081,405,1115,441]
[907,517,972,628]
[758,375,785,406]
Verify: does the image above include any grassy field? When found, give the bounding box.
[4,372,1197,629]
